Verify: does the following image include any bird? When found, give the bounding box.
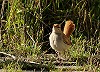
[49,20,75,59]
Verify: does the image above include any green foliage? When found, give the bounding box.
[3,62,22,72]
[0,0,100,71]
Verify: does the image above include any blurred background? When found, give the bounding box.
[0,0,100,71]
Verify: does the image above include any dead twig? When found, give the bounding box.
[0,52,16,60]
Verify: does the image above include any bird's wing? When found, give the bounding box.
[62,33,72,45]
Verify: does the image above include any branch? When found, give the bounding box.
[0,52,16,60]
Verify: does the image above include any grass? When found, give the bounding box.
[3,62,22,72]
[0,0,100,71]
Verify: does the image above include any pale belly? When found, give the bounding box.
[49,33,69,52]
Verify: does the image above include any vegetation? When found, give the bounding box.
[0,0,100,71]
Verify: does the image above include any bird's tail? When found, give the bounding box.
[63,20,75,38]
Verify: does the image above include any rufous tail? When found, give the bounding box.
[63,20,75,38]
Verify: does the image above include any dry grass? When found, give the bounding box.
[0,0,100,71]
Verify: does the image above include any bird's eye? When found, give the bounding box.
[57,27,60,28]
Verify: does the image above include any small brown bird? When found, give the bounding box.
[49,20,75,59]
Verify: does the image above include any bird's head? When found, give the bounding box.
[52,24,62,33]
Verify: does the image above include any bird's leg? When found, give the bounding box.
[54,51,61,64]
[55,51,67,65]
[64,50,70,61]
[64,51,66,59]
[56,52,65,65]
[54,51,59,59]
[58,50,68,61]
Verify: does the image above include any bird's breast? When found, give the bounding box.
[49,33,68,52]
